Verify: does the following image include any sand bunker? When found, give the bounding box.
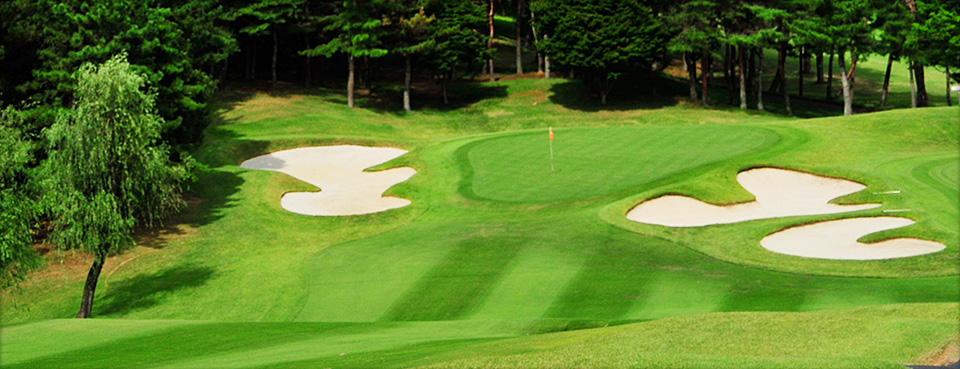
[760,217,945,260]
[240,145,416,216]
[626,167,880,227]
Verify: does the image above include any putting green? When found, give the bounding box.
[462,125,779,202]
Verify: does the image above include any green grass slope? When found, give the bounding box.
[415,303,959,369]
[1,76,957,368]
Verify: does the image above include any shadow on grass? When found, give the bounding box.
[547,74,684,112]
[218,77,510,115]
[334,79,510,115]
[96,264,215,317]
[181,167,246,229]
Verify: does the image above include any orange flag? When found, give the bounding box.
[548,127,555,173]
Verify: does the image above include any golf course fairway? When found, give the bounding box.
[2,78,957,369]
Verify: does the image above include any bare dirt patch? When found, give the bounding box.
[914,335,960,367]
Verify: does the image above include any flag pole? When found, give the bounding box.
[549,127,554,174]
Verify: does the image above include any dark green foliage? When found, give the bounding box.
[421,0,489,80]
[912,0,960,71]
[534,0,669,104]
[0,107,40,283]
[392,7,437,57]
[303,0,389,59]
[44,54,191,253]
[42,54,194,316]
[2,0,233,150]
[228,0,304,37]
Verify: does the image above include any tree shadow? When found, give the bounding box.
[96,264,215,317]
[547,74,683,112]
[317,78,510,115]
[178,167,246,229]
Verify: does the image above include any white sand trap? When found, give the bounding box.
[760,217,945,260]
[626,167,880,227]
[240,145,416,216]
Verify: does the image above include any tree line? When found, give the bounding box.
[0,0,958,317]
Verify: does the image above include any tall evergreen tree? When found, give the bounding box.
[304,0,388,108]
[227,0,303,88]
[668,0,722,104]
[391,6,436,112]
[2,0,232,149]
[539,0,668,105]
[422,0,489,104]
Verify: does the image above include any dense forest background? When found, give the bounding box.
[1,0,958,284]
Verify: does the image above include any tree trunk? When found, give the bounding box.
[531,10,543,74]
[76,253,106,318]
[701,47,710,107]
[947,66,953,107]
[348,54,355,108]
[304,2,312,87]
[880,55,893,107]
[516,0,523,74]
[768,47,781,92]
[723,45,732,105]
[599,76,613,105]
[403,55,411,112]
[779,38,792,116]
[244,39,251,80]
[442,77,449,104]
[838,51,853,116]
[365,56,372,91]
[915,64,928,107]
[739,45,747,110]
[910,63,917,108]
[304,36,312,87]
[220,50,229,82]
[827,49,834,99]
[686,52,698,101]
[797,45,803,97]
[747,48,756,95]
[802,48,812,74]
[757,46,764,111]
[488,0,495,81]
[272,32,278,88]
[544,34,550,79]
[815,52,824,83]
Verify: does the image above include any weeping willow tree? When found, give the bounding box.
[43,53,194,318]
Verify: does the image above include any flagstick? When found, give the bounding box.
[549,127,555,174]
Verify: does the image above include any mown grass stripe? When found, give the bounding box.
[468,244,585,320]
[4,322,371,369]
[383,236,526,321]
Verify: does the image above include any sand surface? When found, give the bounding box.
[240,145,415,216]
[760,217,945,260]
[626,167,880,227]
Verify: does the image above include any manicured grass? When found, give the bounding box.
[3,304,955,368]
[463,125,776,202]
[1,74,956,368]
[414,303,960,369]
